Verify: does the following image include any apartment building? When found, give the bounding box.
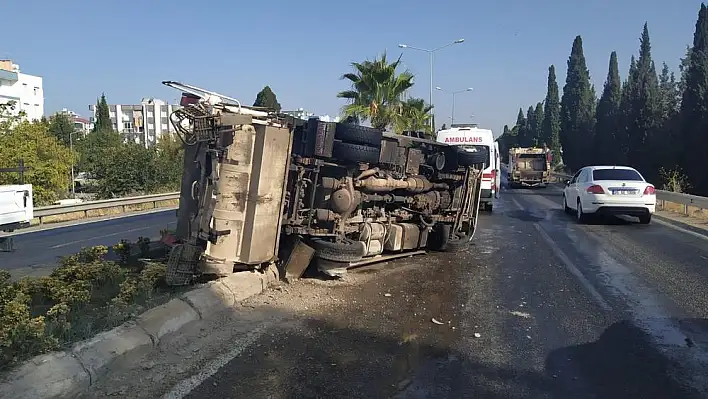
[57,108,93,137]
[89,98,181,147]
[0,60,44,121]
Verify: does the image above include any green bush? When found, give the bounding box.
[0,242,171,371]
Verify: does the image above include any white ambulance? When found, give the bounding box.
[436,125,497,211]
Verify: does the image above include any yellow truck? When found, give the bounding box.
[507,147,551,188]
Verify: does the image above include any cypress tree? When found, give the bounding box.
[93,93,112,133]
[560,36,595,171]
[658,62,680,120]
[678,45,693,95]
[618,56,638,165]
[513,108,527,147]
[253,86,282,112]
[498,124,514,162]
[679,4,708,194]
[626,23,661,178]
[524,106,536,147]
[542,65,562,164]
[533,102,544,146]
[594,51,622,165]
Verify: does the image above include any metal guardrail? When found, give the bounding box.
[549,172,708,212]
[33,192,180,224]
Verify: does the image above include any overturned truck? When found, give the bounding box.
[164,81,488,285]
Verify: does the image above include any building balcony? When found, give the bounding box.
[0,69,18,82]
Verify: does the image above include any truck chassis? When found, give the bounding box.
[163,82,487,284]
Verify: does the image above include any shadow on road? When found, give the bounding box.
[189,314,706,399]
[546,319,705,399]
[557,210,646,227]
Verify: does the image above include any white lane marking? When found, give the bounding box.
[161,324,269,399]
[49,221,176,249]
[509,195,611,310]
[653,217,708,242]
[509,196,525,211]
[3,207,177,237]
[533,223,612,311]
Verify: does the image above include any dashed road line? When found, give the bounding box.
[532,223,612,311]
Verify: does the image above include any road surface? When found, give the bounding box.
[80,181,708,398]
[0,209,176,277]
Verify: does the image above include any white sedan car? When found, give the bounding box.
[562,166,656,224]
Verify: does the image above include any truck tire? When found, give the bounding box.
[428,224,470,252]
[332,141,380,164]
[445,233,471,252]
[310,238,366,262]
[334,124,383,147]
[455,146,488,167]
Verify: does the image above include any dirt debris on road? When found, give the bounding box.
[78,254,460,399]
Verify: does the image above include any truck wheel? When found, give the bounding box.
[428,224,470,252]
[455,146,488,167]
[310,238,366,262]
[334,124,383,147]
[332,142,380,164]
[445,233,471,252]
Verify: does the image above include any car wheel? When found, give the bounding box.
[638,213,652,224]
[563,195,572,214]
[576,199,589,224]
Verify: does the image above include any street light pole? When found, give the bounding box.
[398,39,465,131]
[69,130,76,199]
[435,87,473,125]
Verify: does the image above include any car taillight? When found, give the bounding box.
[643,185,655,195]
[586,185,605,194]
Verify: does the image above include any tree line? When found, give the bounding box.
[0,94,184,205]
[498,3,708,196]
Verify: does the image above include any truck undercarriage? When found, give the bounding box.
[163,82,487,284]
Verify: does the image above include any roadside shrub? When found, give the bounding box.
[658,166,691,193]
[0,244,170,371]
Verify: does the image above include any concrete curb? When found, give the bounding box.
[0,265,280,399]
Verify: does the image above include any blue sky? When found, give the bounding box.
[2,0,704,134]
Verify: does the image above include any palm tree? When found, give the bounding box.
[337,52,415,130]
[394,97,434,134]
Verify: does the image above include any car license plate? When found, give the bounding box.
[612,189,635,195]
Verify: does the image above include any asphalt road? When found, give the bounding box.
[0,209,176,276]
[82,180,708,398]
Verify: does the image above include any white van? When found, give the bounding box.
[436,125,497,211]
